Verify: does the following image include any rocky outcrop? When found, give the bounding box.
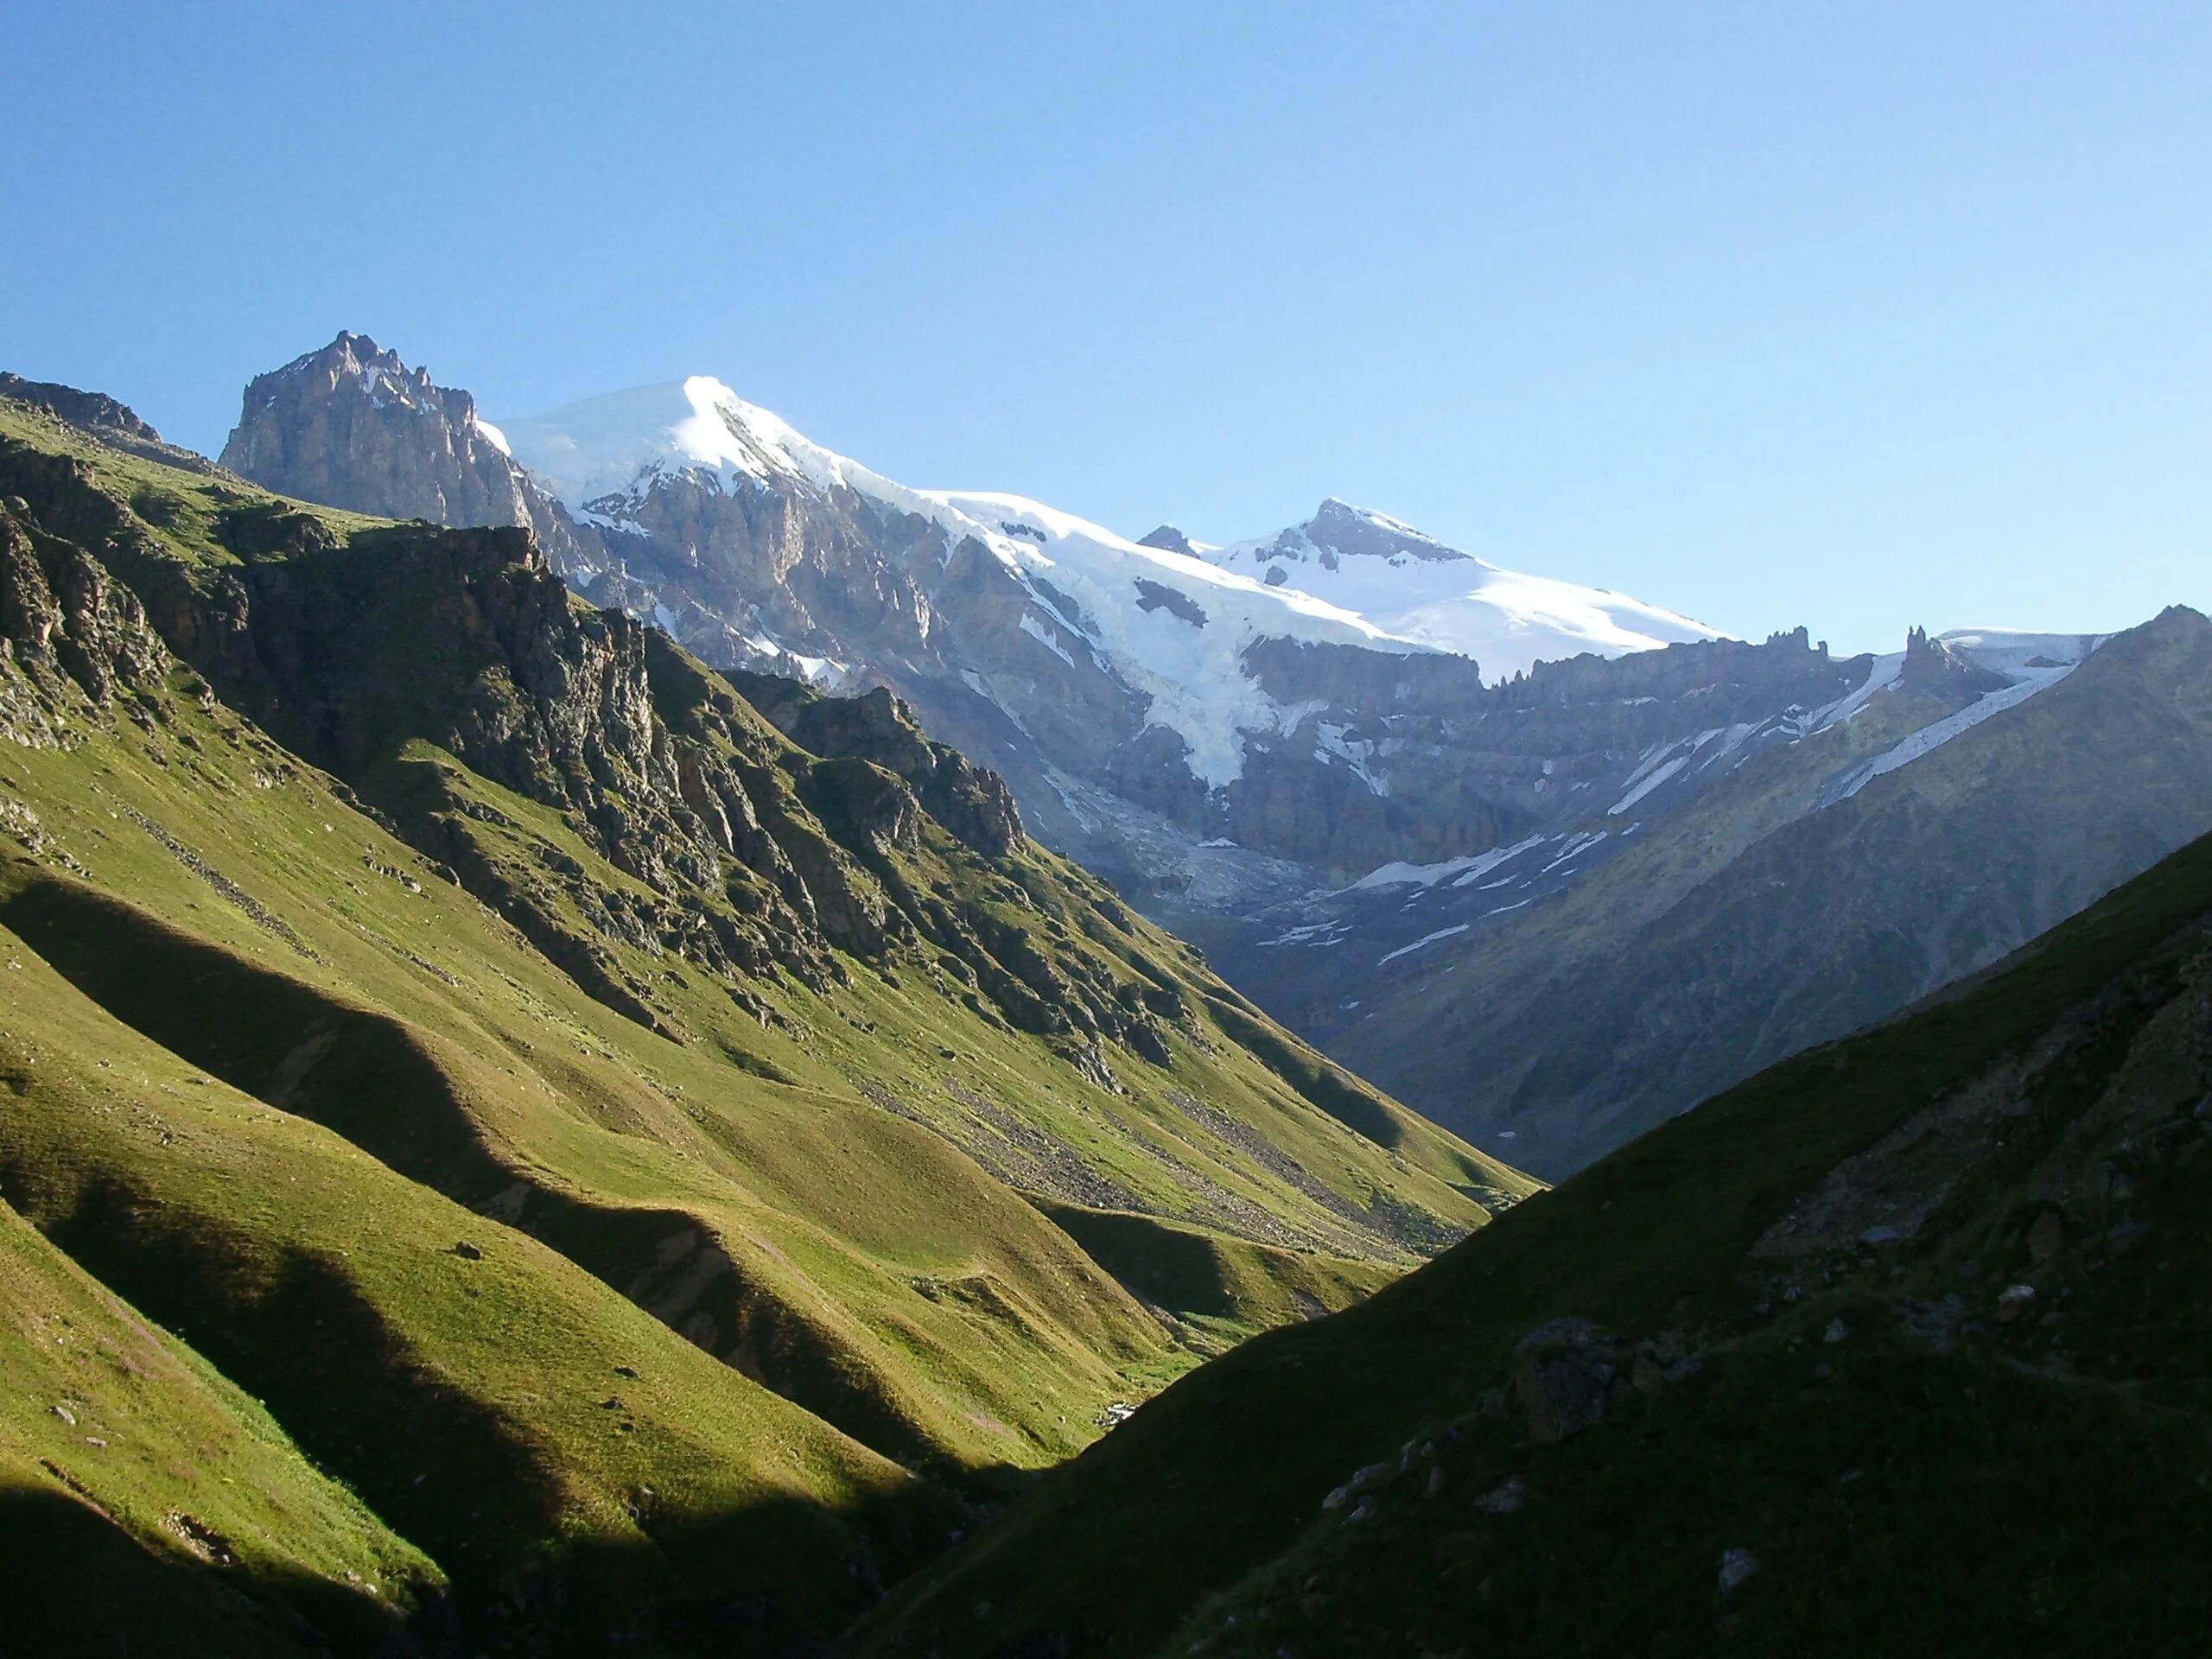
[0,492,168,743]
[1898,624,2007,701]
[729,673,1025,860]
[219,333,597,571]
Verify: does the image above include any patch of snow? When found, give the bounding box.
[1376,924,1471,966]
[1019,612,1077,666]
[1351,833,1547,892]
[1808,652,1905,734]
[1609,753,1691,816]
[1539,830,1607,874]
[471,414,512,456]
[1823,664,2080,804]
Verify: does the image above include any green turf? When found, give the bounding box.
[0,393,1534,1649]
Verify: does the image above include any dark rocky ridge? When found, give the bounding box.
[0,373,162,444]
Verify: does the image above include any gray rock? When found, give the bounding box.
[1471,1475,1523,1516]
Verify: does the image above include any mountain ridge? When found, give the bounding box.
[0,388,1529,1651]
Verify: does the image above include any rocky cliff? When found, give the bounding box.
[219,332,597,570]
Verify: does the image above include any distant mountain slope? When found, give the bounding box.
[1203,609,2212,1173]
[0,390,1529,1651]
[221,339,1768,911]
[849,826,2212,1657]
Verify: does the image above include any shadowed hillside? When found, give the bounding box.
[850,827,2212,1656]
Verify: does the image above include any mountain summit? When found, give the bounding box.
[1205,498,1721,674]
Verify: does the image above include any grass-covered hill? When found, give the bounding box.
[850,823,2212,1656]
[0,393,1533,1654]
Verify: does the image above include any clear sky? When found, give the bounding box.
[4,2,2206,654]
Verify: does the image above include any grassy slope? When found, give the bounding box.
[0,397,1532,1646]
[0,1188,441,1654]
[0,918,918,1653]
[849,829,2212,1656]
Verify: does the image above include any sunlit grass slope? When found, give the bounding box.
[0,391,1533,1649]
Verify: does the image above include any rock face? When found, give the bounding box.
[218,333,595,569]
[1209,608,2212,1174]
[0,484,168,745]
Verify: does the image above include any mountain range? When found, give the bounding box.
[215,334,2212,1174]
[2,348,2208,1656]
[0,385,1526,1651]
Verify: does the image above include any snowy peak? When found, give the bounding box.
[1209,499,1473,586]
[1295,498,1474,566]
[498,376,817,506]
[498,368,1719,684]
[1205,500,1721,681]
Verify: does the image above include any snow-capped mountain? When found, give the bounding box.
[213,335,2212,1179]
[197,339,1969,912]
[1201,496,1722,678]
[496,377,1442,789]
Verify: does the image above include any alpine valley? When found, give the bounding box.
[1,339,2207,1658]
[218,335,2212,1175]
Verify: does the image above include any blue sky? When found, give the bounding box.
[4,1,2205,653]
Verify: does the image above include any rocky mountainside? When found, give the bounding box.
[851,824,2212,1657]
[218,341,1764,907]
[0,390,1530,1652]
[1198,611,2212,1173]
[218,333,597,570]
[213,336,2212,1184]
